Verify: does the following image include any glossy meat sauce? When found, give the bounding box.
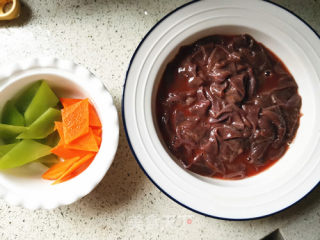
[156,34,301,179]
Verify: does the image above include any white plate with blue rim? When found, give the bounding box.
[123,0,320,220]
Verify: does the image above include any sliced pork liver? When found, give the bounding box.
[156,34,301,179]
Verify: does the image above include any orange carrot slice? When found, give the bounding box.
[65,128,98,152]
[88,104,101,127]
[54,158,94,184]
[91,128,102,137]
[60,98,101,128]
[53,153,95,184]
[60,98,80,108]
[62,99,89,144]
[42,156,80,180]
[50,144,90,159]
[47,98,102,184]
[93,135,102,147]
[52,121,94,158]
[92,127,102,146]
[54,121,64,144]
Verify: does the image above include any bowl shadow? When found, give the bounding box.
[271,183,320,220]
[232,184,320,231]
[78,116,146,213]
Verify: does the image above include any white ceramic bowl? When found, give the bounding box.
[0,58,119,209]
[123,0,320,220]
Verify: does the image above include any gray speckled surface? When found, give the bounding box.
[0,0,319,239]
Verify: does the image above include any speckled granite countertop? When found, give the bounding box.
[0,0,319,239]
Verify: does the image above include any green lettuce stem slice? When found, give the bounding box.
[0,143,18,158]
[24,81,59,126]
[37,154,59,168]
[0,124,26,139]
[1,100,25,126]
[17,108,61,140]
[15,81,42,114]
[0,140,52,169]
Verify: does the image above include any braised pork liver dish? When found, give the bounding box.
[156,34,301,179]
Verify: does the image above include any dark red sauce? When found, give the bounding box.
[156,34,301,180]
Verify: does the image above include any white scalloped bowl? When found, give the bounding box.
[123,0,320,219]
[0,58,119,209]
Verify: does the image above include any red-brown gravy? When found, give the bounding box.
[156,34,301,179]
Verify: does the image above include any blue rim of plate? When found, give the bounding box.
[122,0,320,221]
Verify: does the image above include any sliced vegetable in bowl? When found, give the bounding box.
[17,108,61,140]
[0,80,102,185]
[0,58,118,209]
[43,98,102,184]
[23,81,59,126]
[0,80,60,169]
[2,100,25,126]
[0,124,26,140]
[0,140,52,169]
